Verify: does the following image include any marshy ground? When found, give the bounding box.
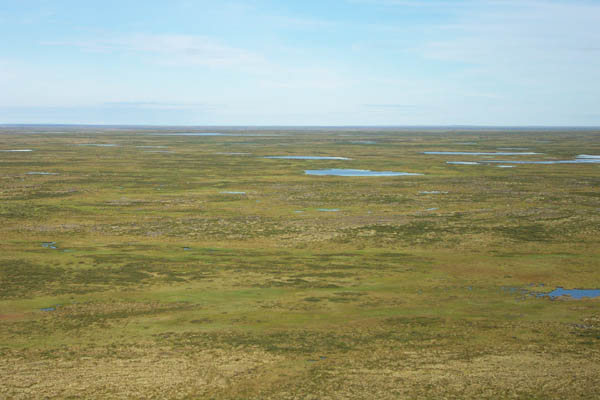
[1,126,599,399]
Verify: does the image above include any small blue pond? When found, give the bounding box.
[543,287,600,299]
[318,209,340,212]
[485,157,600,165]
[0,149,33,152]
[42,242,57,249]
[27,172,58,175]
[306,169,422,177]
[266,156,350,160]
[220,191,246,194]
[446,161,480,165]
[425,151,539,155]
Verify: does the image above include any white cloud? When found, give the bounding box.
[45,34,266,69]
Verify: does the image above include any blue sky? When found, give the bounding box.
[1,0,599,125]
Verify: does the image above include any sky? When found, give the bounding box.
[1,0,599,126]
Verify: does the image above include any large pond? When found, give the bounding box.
[425,151,539,155]
[0,149,33,152]
[447,161,480,165]
[543,287,600,299]
[266,156,350,160]
[485,156,600,165]
[305,169,423,176]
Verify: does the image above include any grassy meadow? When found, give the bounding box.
[1,126,600,399]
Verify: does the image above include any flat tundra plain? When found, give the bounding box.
[1,126,599,399]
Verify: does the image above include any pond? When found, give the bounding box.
[542,287,600,299]
[77,143,118,147]
[485,156,600,165]
[27,172,59,175]
[42,242,57,249]
[305,169,423,177]
[0,149,33,152]
[318,209,340,212]
[446,161,480,165]
[425,151,539,155]
[220,191,246,194]
[265,156,350,160]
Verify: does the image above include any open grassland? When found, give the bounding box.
[1,126,600,399]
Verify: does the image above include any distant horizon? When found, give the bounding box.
[2,123,600,130]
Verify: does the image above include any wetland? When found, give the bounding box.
[1,126,599,399]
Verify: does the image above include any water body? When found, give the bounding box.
[576,155,600,159]
[265,156,351,160]
[136,145,168,148]
[27,172,59,175]
[42,242,57,249]
[426,208,439,211]
[446,161,480,165]
[419,191,447,194]
[305,169,423,177]
[349,140,377,144]
[318,209,340,212]
[497,165,515,168]
[220,191,246,194]
[543,287,600,299]
[167,132,228,136]
[40,307,56,312]
[77,143,118,147]
[425,151,539,155]
[0,149,33,152]
[485,157,600,165]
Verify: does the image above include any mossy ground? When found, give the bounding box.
[1,127,599,398]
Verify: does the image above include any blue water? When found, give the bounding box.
[27,172,58,175]
[446,161,480,165]
[318,209,340,212]
[41,307,56,312]
[425,151,539,155]
[42,242,57,249]
[485,158,600,165]
[544,287,600,299]
[166,132,227,136]
[77,143,118,147]
[266,156,350,160]
[1,149,33,152]
[305,169,423,177]
[349,140,377,144]
[220,191,246,194]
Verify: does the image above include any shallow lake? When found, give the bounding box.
[318,209,340,212]
[0,149,33,152]
[77,143,118,147]
[543,287,600,299]
[266,156,350,160]
[486,157,600,165]
[220,191,246,194]
[425,151,539,155]
[27,172,58,175]
[446,161,480,165]
[305,169,423,177]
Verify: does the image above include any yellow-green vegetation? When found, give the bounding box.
[1,126,599,399]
